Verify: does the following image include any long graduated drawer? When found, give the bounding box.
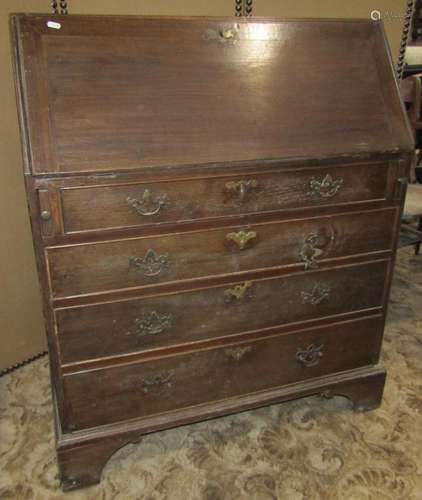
[62,315,384,431]
[47,207,396,299]
[56,259,388,364]
[59,161,393,234]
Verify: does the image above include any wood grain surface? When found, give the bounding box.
[13,15,412,175]
[9,14,413,490]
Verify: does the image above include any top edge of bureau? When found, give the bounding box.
[22,152,411,181]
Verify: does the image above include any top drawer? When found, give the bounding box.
[59,163,391,234]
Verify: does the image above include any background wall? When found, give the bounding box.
[0,1,50,373]
[0,0,409,371]
[254,0,407,64]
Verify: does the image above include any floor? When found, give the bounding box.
[1,248,422,500]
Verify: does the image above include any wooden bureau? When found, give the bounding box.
[10,14,413,490]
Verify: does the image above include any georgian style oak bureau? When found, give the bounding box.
[10,14,413,490]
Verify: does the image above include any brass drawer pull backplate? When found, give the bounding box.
[296,343,324,367]
[127,310,173,337]
[139,370,175,394]
[307,174,343,199]
[301,284,331,305]
[129,248,169,277]
[126,189,168,216]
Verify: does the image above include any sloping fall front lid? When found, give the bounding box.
[11,14,413,175]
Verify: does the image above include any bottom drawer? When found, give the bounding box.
[63,315,383,431]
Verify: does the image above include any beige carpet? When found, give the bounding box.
[1,248,422,500]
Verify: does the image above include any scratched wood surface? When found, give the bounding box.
[56,259,388,365]
[59,162,390,234]
[14,15,412,175]
[46,208,396,298]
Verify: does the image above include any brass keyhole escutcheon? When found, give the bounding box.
[221,27,235,39]
[226,230,257,250]
[225,346,252,361]
[224,281,253,303]
[225,179,258,202]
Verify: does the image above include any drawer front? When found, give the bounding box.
[56,260,388,364]
[59,163,390,234]
[47,208,395,298]
[63,315,383,431]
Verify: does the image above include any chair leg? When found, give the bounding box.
[416,217,422,255]
[417,149,422,168]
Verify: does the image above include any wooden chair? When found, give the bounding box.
[399,74,422,253]
[401,183,422,254]
[401,74,422,175]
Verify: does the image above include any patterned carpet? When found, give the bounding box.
[1,248,422,500]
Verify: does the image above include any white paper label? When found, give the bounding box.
[47,21,61,30]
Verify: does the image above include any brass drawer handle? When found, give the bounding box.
[129,249,169,277]
[225,179,258,202]
[225,345,252,361]
[226,230,257,250]
[126,189,168,216]
[224,281,253,303]
[307,174,343,199]
[140,370,175,394]
[299,233,324,270]
[296,343,324,367]
[127,311,173,337]
[301,284,331,305]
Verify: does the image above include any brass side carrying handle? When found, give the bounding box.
[129,249,169,277]
[296,344,324,367]
[226,230,257,250]
[225,179,258,202]
[126,189,167,217]
[127,311,173,337]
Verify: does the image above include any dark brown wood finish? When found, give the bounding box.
[57,364,386,491]
[14,16,412,175]
[10,14,413,490]
[60,162,390,234]
[63,315,384,432]
[47,208,395,298]
[56,259,388,365]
